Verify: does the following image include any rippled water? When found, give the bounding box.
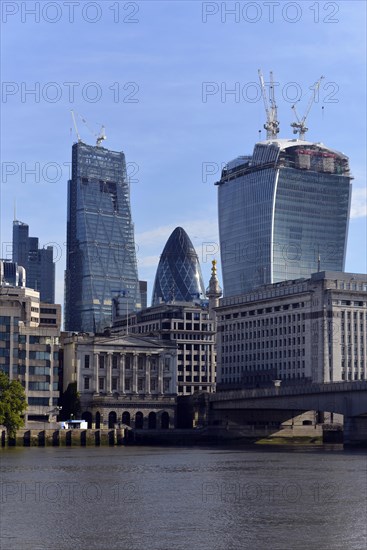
[0,445,366,550]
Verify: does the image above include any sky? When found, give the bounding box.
[1,0,366,310]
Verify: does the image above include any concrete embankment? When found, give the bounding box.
[1,428,127,447]
[0,424,346,447]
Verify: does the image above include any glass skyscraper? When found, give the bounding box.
[152,227,206,306]
[64,142,141,332]
[217,139,352,296]
[12,220,55,303]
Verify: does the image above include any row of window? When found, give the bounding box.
[84,354,165,370]
[84,376,171,392]
[223,348,306,363]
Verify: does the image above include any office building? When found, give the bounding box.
[0,260,26,288]
[112,301,217,395]
[216,139,352,296]
[64,141,141,333]
[0,286,61,424]
[151,227,205,306]
[216,271,367,389]
[12,220,55,303]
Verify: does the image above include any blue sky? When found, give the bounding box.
[1,0,366,308]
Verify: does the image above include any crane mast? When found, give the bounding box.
[291,76,324,140]
[70,110,106,146]
[258,69,280,140]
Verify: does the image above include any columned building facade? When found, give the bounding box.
[61,333,177,429]
[216,272,367,389]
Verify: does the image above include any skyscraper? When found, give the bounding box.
[217,138,352,297]
[12,220,55,303]
[64,141,141,333]
[151,227,206,306]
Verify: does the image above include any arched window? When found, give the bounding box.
[122,411,130,426]
[108,411,117,429]
[148,412,157,429]
[135,411,144,429]
[161,411,169,429]
[82,411,93,429]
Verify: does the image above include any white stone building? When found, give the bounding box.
[61,333,178,429]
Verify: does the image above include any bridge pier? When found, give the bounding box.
[344,417,367,447]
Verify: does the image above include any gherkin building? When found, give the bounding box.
[151,227,205,306]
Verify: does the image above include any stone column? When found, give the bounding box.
[107,352,112,394]
[145,354,151,394]
[169,352,176,394]
[94,353,99,394]
[158,354,164,394]
[119,353,125,394]
[132,352,138,393]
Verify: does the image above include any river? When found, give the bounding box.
[0,445,366,550]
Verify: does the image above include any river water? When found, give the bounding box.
[0,445,366,550]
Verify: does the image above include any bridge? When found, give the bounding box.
[207,381,367,446]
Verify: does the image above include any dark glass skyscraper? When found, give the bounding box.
[152,227,205,306]
[12,220,55,303]
[64,142,141,332]
[217,139,352,297]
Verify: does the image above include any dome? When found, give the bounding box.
[151,227,205,306]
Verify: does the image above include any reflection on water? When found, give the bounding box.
[0,445,366,550]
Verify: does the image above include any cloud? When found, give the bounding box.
[350,187,367,219]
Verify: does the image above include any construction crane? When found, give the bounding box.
[258,69,280,140]
[70,110,106,146]
[290,76,324,140]
[71,110,81,143]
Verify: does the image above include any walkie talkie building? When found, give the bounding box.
[217,139,352,297]
[65,142,141,332]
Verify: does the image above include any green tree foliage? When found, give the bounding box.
[0,371,27,438]
[60,382,81,420]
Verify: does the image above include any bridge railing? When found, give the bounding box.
[210,380,367,402]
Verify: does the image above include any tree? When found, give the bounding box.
[60,382,81,420]
[0,371,27,438]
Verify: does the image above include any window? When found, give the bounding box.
[99,377,104,390]
[84,377,90,390]
[84,355,90,369]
